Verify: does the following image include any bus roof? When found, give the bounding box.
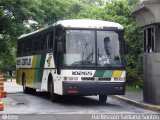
[56,19,123,29]
[19,19,123,39]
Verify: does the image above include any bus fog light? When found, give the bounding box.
[73,77,78,80]
[64,77,67,80]
[114,78,124,81]
[68,77,74,80]
[119,78,124,81]
[115,87,123,90]
[114,78,119,81]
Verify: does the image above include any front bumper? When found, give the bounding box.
[63,81,126,96]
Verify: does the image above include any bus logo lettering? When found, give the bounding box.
[16,60,21,65]
[22,58,31,65]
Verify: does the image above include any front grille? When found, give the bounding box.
[81,77,94,81]
[81,77,111,81]
[98,78,111,81]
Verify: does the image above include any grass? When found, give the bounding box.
[126,85,142,91]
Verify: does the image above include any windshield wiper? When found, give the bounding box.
[85,46,93,63]
[72,61,83,66]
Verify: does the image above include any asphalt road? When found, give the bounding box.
[0,81,159,120]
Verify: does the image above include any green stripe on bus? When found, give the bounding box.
[35,54,46,89]
[103,70,113,77]
[40,53,46,68]
[36,55,42,68]
[34,55,41,88]
[38,53,46,85]
[94,70,105,77]
[32,55,37,88]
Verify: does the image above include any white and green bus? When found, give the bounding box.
[16,19,126,103]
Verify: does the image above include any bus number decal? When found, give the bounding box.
[72,71,93,76]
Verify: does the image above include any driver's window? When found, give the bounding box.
[97,31,121,66]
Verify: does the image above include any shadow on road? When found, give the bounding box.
[29,91,120,107]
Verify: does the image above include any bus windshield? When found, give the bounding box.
[62,30,124,67]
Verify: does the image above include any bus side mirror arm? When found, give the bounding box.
[57,51,61,75]
[57,68,61,75]
[57,41,62,52]
[57,40,62,75]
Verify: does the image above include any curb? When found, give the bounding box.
[113,95,160,112]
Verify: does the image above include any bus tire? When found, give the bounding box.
[99,95,107,103]
[48,77,59,102]
[22,74,36,94]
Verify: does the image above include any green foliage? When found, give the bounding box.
[38,0,74,24]
[126,85,142,91]
[101,0,143,87]
[0,0,33,69]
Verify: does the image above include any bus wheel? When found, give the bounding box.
[23,75,28,93]
[49,79,59,102]
[99,95,107,103]
[22,75,36,94]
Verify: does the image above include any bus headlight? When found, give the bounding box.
[114,78,124,81]
[119,78,124,81]
[63,77,78,81]
[74,77,78,81]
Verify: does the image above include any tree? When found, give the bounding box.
[0,0,41,69]
[101,0,143,87]
[128,0,140,7]
[0,0,76,69]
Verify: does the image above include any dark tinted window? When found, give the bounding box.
[47,32,53,49]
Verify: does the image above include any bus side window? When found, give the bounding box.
[29,38,32,54]
[47,32,53,50]
[37,35,41,52]
[21,40,25,54]
[40,33,46,51]
[26,39,29,54]
[33,36,38,53]
[20,40,22,55]
[24,39,26,54]
[30,38,33,54]
[17,41,20,56]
